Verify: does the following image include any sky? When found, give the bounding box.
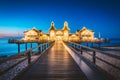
[0,0,120,38]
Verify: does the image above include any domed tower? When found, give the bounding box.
[49,21,56,41]
[62,21,70,41]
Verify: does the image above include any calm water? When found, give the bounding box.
[0,37,38,57]
[0,37,120,57]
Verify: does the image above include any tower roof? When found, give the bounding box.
[49,21,56,30]
[62,21,70,30]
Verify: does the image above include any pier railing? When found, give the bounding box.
[0,42,54,77]
[66,41,120,78]
[22,42,54,64]
[24,42,53,64]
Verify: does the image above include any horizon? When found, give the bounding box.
[0,0,120,38]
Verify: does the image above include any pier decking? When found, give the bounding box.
[14,41,88,80]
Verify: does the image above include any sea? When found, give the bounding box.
[0,37,120,58]
[0,37,38,58]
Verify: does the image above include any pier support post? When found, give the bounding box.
[44,44,46,50]
[18,43,20,53]
[47,43,48,48]
[91,43,93,47]
[93,51,96,64]
[30,43,32,48]
[25,43,27,51]
[98,43,101,48]
[86,42,88,47]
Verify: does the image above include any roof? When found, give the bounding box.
[49,26,56,30]
[79,27,93,32]
[62,26,70,30]
[24,27,42,33]
[49,21,56,30]
[62,21,70,30]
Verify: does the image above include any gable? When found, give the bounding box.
[81,29,94,35]
[25,29,38,35]
[56,30,63,36]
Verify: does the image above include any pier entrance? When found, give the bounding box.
[56,36,62,41]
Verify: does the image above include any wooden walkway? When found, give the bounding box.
[15,41,88,80]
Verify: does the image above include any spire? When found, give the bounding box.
[64,21,68,27]
[49,21,56,30]
[51,21,54,26]
[62,21,70,30]
[82,26,87,30]
[32,27,37,30]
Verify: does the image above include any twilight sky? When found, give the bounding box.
[0,0,120,38]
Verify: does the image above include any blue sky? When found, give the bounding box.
[0,0,120,38]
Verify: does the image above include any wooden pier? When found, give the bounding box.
[1,39,119,80]
[14,41,88,80]
[11,41,118,80]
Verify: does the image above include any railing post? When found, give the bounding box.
[93,51,96,64]
[78,45,82,54]
[71,43,72,47]
[44,43,46,50]
[80,47,83,55]
[28,50,31,64]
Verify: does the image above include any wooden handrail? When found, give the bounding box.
[67,41,120,71]
[69,41,120,60]
[20,42,53,64]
